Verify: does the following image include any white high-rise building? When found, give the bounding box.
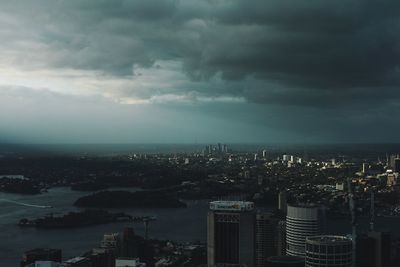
[286,204,324,257]
[262,150,267,158]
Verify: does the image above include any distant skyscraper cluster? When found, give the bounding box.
[202,143,229,156]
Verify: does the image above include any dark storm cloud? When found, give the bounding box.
[2,0,396,107]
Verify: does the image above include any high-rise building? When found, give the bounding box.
[356,234,378,267]
[394,158,400,172]
[278,191,287,214]
[305,235,352,267]
[266,256,304,267]
[276,221,287,256]
[91,248,116,267]
[223,144,228,153]
[286,204,324,257]
[362,163,368,173]
[101,233,121,255]
[89,248,113,267]
[367,231,391,267]
[207,201,255,267]
[255,213,278,267]
[21,248,62,267]
[389,154,398,170]
[122,228,139,258]
[387,173,397,186]
[262,150,267,159]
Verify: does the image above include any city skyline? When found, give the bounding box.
[1,1,400,144]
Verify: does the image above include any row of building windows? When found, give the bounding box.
[306,244,352,254]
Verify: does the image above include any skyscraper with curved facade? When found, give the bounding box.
[286,204,324,257]
[305,235,353,267]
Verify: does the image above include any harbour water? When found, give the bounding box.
[0,187,399,266]
[0,187,208,266]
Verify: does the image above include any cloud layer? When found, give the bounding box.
[1,0,400,142]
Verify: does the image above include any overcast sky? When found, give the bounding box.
[0,0,399,144]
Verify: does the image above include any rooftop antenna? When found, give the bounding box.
[370,189,375,232]
[144,219,149,240]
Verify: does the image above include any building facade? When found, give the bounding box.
[207,201,255,267]
[255,213,277,267]
[266,256,304,267]
[286,204,324,257]
[305,235,352,267]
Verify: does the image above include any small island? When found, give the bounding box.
[74,190,187,208]
[0,177,41,194]
[18,209,135,228]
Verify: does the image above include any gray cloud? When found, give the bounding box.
[1,0,400,143]
[2,0,400,102]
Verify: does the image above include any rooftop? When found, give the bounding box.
[306,235,352,244]
[209,201,254,211]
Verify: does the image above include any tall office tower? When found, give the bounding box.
[255,213,278,267]
[286,204,324,257]
[122,228,139,258]
[21,248,62,267]
[362,163,368,173]
[278,191,287,214]
[207,201,255,267]
[387,173,397,186]
[92,248,116,267]
[367,231,391,267]
[266,256,304,267]
[218,143,222,153]
[395,158,400,172]
[305,236,352,267]
[98,233,121,267]
[89,248,112,267]
[223,144,228,153]
[389,154,398,169]
[276,221,287,256]
[356,234,376,267]
[101,233,121,254]
[262,150,267,159]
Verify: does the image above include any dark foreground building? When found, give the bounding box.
[266,255,304,267]
[21,248,62,267]
[207,201,255,267]
[305,235,352,267]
